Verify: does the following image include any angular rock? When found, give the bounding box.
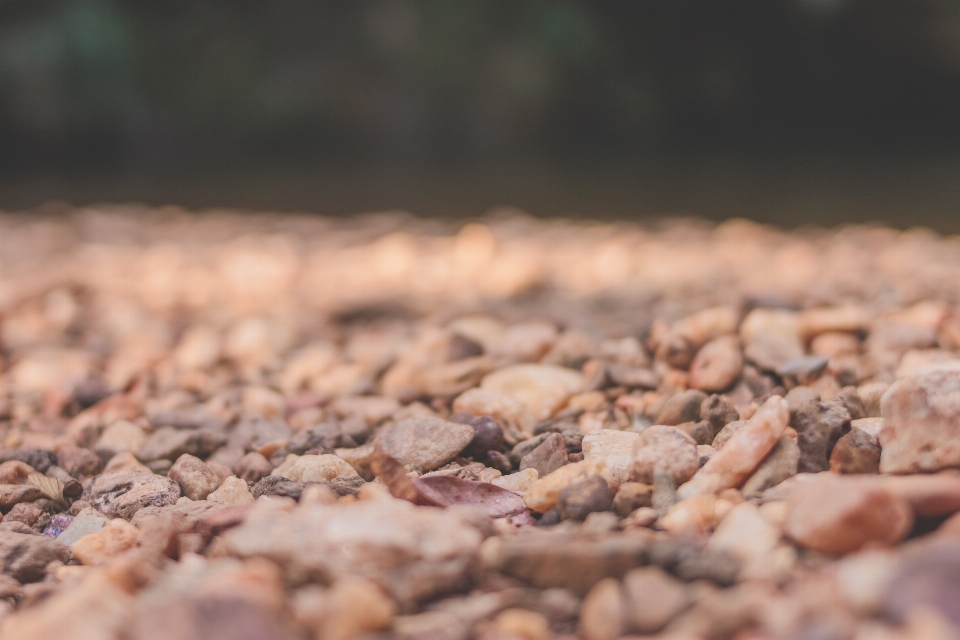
[480,364,585,423]
[169,454,222,501]
[137,427,227,462]
[0,531,70,582]
[85,470,181,519]
[207,476,255,505]
[523,460,613,513]
[830,428,881,474]
[793,395,854,473]
[676,420,714,446]
[688,336,743,392]
[879,368,960,473]
[741,435,799,496]
[582,429,639,488]
[519,433,568,478]
[378,417,474,472]
[784,475,913,555]
[631,426,698,486]
[278,421,340,456]
[57,507,109,547]
[678,395,788,499]
[700,394,740,440]
[558,476,613,521]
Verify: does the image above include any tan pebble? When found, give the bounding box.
[582,429,640,489]
[102,451,151,474]
[206,476,255,505]
[660,494,719,535]
[811,331,861,358]
[492,468,539,493]
[631,426,698,486]
[688,336,743,392]
[95,420,146,456]
[495,608,552,640]
[283,454,360,483]
[168,453,222,501]
[523,460,611,513]
[480,364,585,423]
[798,306,869,340]
[579,578,625,640]
[71,519,139,565]
[622,506,658,528]
[707,502,780,563]
[0,460,34,485]
[622,566,692,634]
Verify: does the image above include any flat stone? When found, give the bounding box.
[784,475,913,555]
[378,417,474,472]
[688,336,743,392]
[678,396,788,499]
[523,460,613,513]
[169,454,222,501]
[57,507,109,547]
[480,364,585,423]
[0,484,42,509]
[519,433,568,478]
[879,368,960,473]
[631,426,698,486]
[225,499,483,606]
[830,428,881,474]
[85,470,181,519]
[137,426,227,462]
[0,531,70,582]
[582,430,640,489]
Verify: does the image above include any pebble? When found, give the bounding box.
[491,468,538,492]
[234,452,273,484]
[280,454,361,483]
[295,577,396,640]
[793,394,855,473]
[480,364,585,423]
[56,507,109,546]
[740,308,804,371]
[103,450,153,474]
[55,445,102,478]
[85,470,182,519]
[0,531,70,582]
[137,426,227,462]
[558,475,613,520]
[4,502,43,527]
[452,387,536,439]
[71,518,140,565]
[378,416,475,472]
[207,476,255,505]
[579,578,625,640]
[707,502,780,564]
[0,460,34,484]
[519,432,568,478]
[660,494,722,535]
[784,475,913,555]
[830,427,881,474]
[677,395,788,499]
[581,429,640,488]
[879,368,960,473]
[494,609,551,640]
[631,426,699,486]
[622,566,692,633]
[740,435,799,496]
[712,420,746,449]
[657,389,708,426]
[612,482,653,516]
[688,336,743,392]
[169,454,223,500]
[94,419,147,456]
[0,484,43,510]
[0,448,57,474]
[523,459,613,513]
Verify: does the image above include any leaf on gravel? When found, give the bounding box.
[412,475,527,518]
[27,472,66,506]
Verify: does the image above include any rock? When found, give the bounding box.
[42,514,73,537]
[519,433,569,478]
[234,452,273,484]
[700,395,740,439]
[558,476,613,521]
[877,474,960,516]
[0,448,57,474]
[579,578,625,640]
[71,518,139,565]
[280,454,360,483]
[677,395,788,499]
[295,578,396,640]
[378,417,474,472]
[56,446,102,477]
[882,538,960,627]
[834,549,900,615]
[225,499,483,606]
[3,502,43,527]
[741,435,799,496]
[207,476,255,505]
[879,368,960,473]
[137,427,227,462]
[494,608,551,640]
[689,336,743,392]
[453,388,536,439]
[793,395,854,473]
[104,451,153,473]
[622,566,692,634]
[0,460,34,484]
[657,390,708,426]
[56,507,109,546]
[631,426,698,486]
[95,420,147,456]
[740,308,803,371]
[491,469,538,492]
[697,445,716,468]
[776,355,829,382]
[784,475,913,555]
[169,454,222,501]
[613,482,653,517]
[712,420,747,449]
[660,495,721,535]
[86,470,181,519]
[0,531,70,582]
[0,484,42,509]
[480,364,585,423]
[582,430,639,488]
[707,502,780,564]
[851,417,884,438]
[279,421,341,456]
[453,414,505,460]
[676,420,714,445]
[830,428,881,474]
[523,460,613,513]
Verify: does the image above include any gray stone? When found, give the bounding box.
[741,435,799,496]
[378,416,475,471]
[519,433,568,477]
[56,507,109,547]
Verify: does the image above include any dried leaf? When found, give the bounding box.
[27,472,66,506]
[413,475,527,518]
[370,448,423,504]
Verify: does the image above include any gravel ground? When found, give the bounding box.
[1,206,960,639]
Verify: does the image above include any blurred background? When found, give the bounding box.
[2,0,960,229]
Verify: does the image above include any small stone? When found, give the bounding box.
[0,531,70,582]
[3,502,43,527]
[137,426,227,462]
[71,518,139,565]
[280,454,360,483]
[622,566,692,634]
[613,482,652,517]
[677,395,788,499]
[480,364,585,423]
[0,484,43,510]
[712,420,747,450]
[103,451,152,474]
[582,511,620,533]
[882,538,960,627]
[296,577,396,640]
[0,460,34,484]
[85,470,181,519]
[234,452,273,484]
[280,421,342,456]
[740,308,803,371]
[776,355,829,382]
[689,336,743,392]
[494,609,551,640]
[707,502,780,564]
[94,420,147,456]
[523,460,613,513]
[0,448,56,474]
[452,388,536,439]
[622,507,658,528]
[879,368,960,473]
[42,514,73,538]
[579,578,625,640]
[700,394,740,439]
[582,430,640,489]
[657,390,708,426]
[519,432,568,478]
[56,507,109,546]
[660,494,721,535]
[451,414,504,459]
[558,475,613,521]
[491,468,538,492]
[784,475,913,555]
[631,426,698,486]
[741,435,799,496]
[207,476,255,505]
[676,420,714,445]
[169,454,222,501]
[378,417,475,472]
[830,428,881,474]
[55,446,102,478]
[793,395,854,473]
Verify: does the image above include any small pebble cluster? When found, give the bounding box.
[1,207,960,640]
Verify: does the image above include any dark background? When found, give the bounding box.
[3,0,960,228]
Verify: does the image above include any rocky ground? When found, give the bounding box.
[1,206,960,639]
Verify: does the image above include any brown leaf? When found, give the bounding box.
[370,447,423,504]
[412,475,527,518]
[27,472,66,506]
